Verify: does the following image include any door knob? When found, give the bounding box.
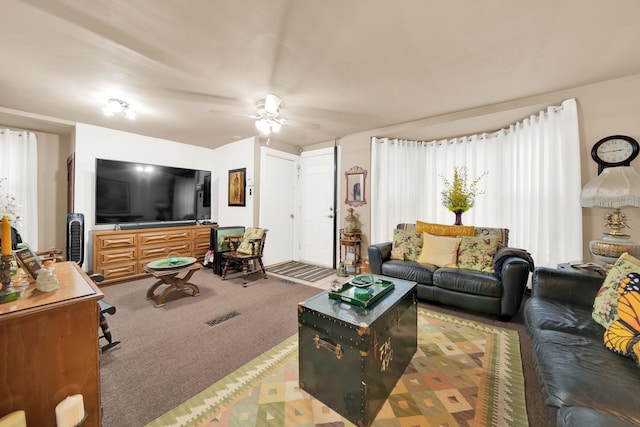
[327,214,334,218]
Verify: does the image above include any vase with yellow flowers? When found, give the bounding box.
[441,166,487,225]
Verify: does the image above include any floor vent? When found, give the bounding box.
[206,311,240,327]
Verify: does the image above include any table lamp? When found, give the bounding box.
[580,166,640,265]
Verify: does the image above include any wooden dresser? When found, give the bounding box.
[0,262,103,427]
[92,224,216,284]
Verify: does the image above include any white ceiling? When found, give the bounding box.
[1,0,640,149]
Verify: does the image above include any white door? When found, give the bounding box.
[259,148,297,267]
[298,148,335,267]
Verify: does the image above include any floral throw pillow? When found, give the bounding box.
[237,227,265,255]
[457,236,498,272]
[390,229,423,261]
[593,252,640,329]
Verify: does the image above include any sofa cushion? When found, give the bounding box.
[530,329,640,424]
[457,236,498,273]
[593,252,640,328]
[398,223,509,247]
[415,220,475,236]
[390,228,423,261]
[525,297,604,341]
[603,273,640,365]
[417,233,461,267]
[381,259,436,284]
[432,267,503,297]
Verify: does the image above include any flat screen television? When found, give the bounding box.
[95,158,211,225]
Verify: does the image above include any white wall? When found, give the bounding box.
[213,136,255,228]
[74,123,218,268]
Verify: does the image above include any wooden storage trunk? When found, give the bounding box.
[298,276,417,426]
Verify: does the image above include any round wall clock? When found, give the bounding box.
[591,135,640,174]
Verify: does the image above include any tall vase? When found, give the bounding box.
[454,211,463,226]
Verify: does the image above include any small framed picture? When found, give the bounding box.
[228,168,246,207]
[14,247,42,280]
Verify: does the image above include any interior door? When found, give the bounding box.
[259,148,297,267]
[298,148,335,267]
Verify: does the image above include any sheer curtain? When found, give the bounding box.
[0,129,38,249]
[371,98,582,268]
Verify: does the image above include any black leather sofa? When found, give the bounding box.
[525,267,640,426]
[368,225,531,319]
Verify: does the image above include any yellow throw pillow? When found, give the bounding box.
[417,233,462,267]
[416,220,475,237]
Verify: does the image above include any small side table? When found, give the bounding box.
[557,262,607,278]
[144,262,202,307]
[340,228,362,274]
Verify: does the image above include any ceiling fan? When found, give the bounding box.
[208,93,320,136]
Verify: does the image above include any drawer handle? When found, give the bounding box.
[313,334,343,360]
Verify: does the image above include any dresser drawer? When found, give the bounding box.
[139,230,191,246]
[139,242,192,262]
[95,262,138,281]
[95,233,137,250]
[97,248,137,266]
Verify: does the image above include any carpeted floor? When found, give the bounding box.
[267,261,336,282]
[98,270,554,427]
[147,308,528,427]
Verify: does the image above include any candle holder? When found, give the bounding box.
[0,254,20,304]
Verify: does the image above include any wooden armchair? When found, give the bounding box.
[221,228,268,286]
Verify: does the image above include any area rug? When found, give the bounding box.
[147,308,528,427]
[268,261,336,282]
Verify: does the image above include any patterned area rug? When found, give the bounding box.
[267,261,336,282]
[147,308,528,427]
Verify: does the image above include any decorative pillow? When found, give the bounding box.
[457,236,499,272]
[603,272,640,367]
[593,252,640,328]
[416,220,475,237]
[390,229,423,261]
[417,233,461,267]
[237,227,265,255]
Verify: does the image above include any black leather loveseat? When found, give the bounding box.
[368,224,531,319]
[525,267,640,426]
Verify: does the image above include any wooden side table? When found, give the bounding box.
[144,262,201,307]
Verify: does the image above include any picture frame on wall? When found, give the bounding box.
[228,168,246,207]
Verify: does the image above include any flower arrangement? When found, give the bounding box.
[440,166,487,213]
[0,179,21,223]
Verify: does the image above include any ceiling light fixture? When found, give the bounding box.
[254,94,283,136]
[102,98,136,120]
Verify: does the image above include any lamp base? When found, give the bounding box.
[589,234,640,265]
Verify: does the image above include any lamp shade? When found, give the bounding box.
[580,166,640,208]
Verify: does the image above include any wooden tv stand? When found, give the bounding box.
[92,224,217,285]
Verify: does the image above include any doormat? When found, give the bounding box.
[267,261,335,282]
[147,308,528,427]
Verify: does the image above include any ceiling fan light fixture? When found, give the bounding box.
[255,118,271,135]
[102,98,135,120]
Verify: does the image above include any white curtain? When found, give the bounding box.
[0,129,38,249]
[371,98,582,268]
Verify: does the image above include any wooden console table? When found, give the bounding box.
[0,262,103,427]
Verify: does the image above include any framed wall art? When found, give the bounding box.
[228,168,246,207]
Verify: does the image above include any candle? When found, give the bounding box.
[1,216,11,256]
[55,394,85,427]
[0,410,26,427]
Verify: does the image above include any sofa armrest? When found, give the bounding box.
[500,256,531,318]
[368,242,392,274]
[532,266,605,309]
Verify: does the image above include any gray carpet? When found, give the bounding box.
[98,269,323,427]
[267,261,335,282]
